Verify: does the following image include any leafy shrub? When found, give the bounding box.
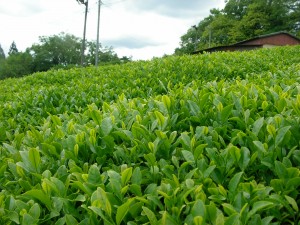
[0,46,300,224]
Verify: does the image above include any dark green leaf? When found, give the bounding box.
[22,189,52,210]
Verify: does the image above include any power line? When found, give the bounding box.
[102,0,128,7]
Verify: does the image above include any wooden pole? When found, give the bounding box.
[95,0,101,66]
[81,0,88,66]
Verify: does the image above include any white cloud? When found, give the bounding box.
[0,0,225,60]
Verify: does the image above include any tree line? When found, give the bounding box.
[175,0,300,55]
[0,33,131,80]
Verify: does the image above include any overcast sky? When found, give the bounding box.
[0,0,225,60]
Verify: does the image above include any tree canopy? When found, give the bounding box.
[0,44,5,60]
[0,33,131,79]
[8,41,18,56]
[0,51,32,79]
[30,33,82,72]
[175,0,300,54]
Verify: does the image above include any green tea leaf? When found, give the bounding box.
[88,206,114,225]
[160,211,178,225]
[228,172,243,195]
[144,153,156,166]
[239,147,250,171]
[101,117,113,136]
[286,177,300,189]
[162,95,171,111]
[22,213,36,225]
[224,214,239,225]
[29,148,41,173]
[285,195,298,212]
[3,143,18,154]
[131,167,142,185]
[28,203,40,220]
[180,133,191,150]
[275,126,291,147]
[142,206,158,225]
[6,211,19,224]
[91,187,112,216]
[261,216,274,225]
[246,201,274,222]
[116,198,134,225]
[121,167,132,186]
[229,145,241,163]
[253,141,266,153]
[182,150,194,162]
[65,214,78,225]
[252,117,264,136]
[192,200,206,219]
[222,203,237,216]
[88,164,102,185]
[154,111,165,128]
[206,202,217,223]
[188,100,200,116]
[194,144,207,160]
[89,109,102,126]
[274,161,287,179]
[193,216,204,225]
[220,104,233,123]
[203,165,216,178]
[22,189,52,210]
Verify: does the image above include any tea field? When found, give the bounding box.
[0,46,300,224]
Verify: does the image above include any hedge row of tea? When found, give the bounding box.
[0,46,300,224]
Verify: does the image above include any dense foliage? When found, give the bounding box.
[175,0,300,54]
[0,33,131,80]
[0,46,300,224]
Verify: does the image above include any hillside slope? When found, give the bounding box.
[0,46,300,224]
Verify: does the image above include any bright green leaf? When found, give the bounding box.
[121,167,132,187]
[116,198,134,225]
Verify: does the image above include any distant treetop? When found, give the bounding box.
[8,41,18,56]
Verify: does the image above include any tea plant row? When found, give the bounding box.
[0,46,300,224]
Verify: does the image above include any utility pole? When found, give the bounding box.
[192,25,198,51]
[209,25,212,48]
[95,0,102,66]
[80,0,89,66]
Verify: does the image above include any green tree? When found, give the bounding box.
[204,10,236,46]
[85,41,121,65]
[224,0,253,20]
[0,51,33,79]
[289,0,300,35]
[175,14,214,55]
[8,41,18,55]
[29,33,81,72]
[29,32,127,72]
[0,44,6,77]
[230,2,270,41]
[175,0,300,54]
[0,44,5,60]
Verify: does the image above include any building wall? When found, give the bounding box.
[240,34,300,46]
